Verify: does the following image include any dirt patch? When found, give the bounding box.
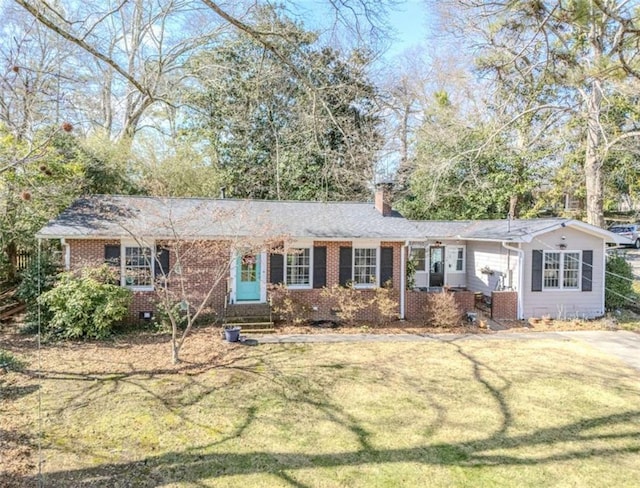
[277,320,488,335]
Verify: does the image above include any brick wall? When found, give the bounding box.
[69,238,406,325]
[68,239,230,324]
[491,291,518,320]
[406,289,475,322]
[279,241,403,322]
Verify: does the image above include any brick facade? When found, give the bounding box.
[280,240,403,322]
[68,239,230,323]
[69,238,406,324]
[69,237,520,325]
[491,291,518,320]
[405,289,476,322]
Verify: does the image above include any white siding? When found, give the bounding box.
[466,241,520,295]
[521,227,605,319]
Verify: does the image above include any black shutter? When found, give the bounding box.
[532,250,543,292]
[582,250,593,292]
[313,246,327,288]
[380,247,394,287]
[155,246,170,278]
[339,247,352,286]
[104,245,120,266]
[104,244,121,285]
[270,253,284,284]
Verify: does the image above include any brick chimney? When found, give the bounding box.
[374,182,393,216]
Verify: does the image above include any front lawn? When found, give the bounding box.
[2,328,639,487]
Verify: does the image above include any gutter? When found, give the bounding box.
[502,241,524,320]
[400,240,408,319]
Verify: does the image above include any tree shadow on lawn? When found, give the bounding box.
[18,409,640,487]
[18,342,640,487]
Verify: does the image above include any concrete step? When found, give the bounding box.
[225,303,271,317]
[230,321,274,328]
[225,316,271,324]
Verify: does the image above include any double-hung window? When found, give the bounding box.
[353,248,377,286]
[543,251,580,290]
[124,245,153,289]
[286,248,311,288]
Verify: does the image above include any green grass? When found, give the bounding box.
[8,338,640,487]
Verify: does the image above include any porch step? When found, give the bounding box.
[233,321,274,329]
[241,328,276,335]
[226,303,271,318]
[225,316,271,324]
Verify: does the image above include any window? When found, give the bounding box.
[354,248,377,286]
[543,251,580,290]
[124,246,153,288]
[240,254,257,282]
[456,248,464,272]
[410,248,426,271]
[286,248,311,287]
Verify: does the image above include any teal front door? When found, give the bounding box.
[236,253,261,301]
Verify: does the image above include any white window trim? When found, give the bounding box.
[352,246,379,289]
[541,250,582,291]
[285,246,313,290]
[121,240,155,292]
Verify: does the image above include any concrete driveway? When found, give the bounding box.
[255,330,640,372]
[557,330,640,372]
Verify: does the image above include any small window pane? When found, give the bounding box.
[240,255,257,282]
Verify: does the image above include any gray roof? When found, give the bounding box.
[411,218,575,242]
[37,195,623,244]
[37,195,423,240]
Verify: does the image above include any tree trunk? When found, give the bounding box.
[584,79,604,228]
[171,341,181,364]
[508,194,519,219]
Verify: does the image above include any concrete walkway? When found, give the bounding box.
[252,330,640,372]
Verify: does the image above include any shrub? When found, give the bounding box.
[424,290,463,328]
[153,301,188,333]
[38,265,132,339]
[16,251,61,332]
[321,284,374,325]
[374,283,399,325]
[0,349,25,372]
[605,254,635,311]
[268,284,311,324]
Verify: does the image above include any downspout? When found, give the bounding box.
[400,240,409,320]
[61,238,70,271]
[502,241,524,320]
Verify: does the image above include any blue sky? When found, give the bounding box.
[385,0,432,55]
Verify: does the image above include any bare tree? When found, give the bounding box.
[12,0,226,141]
[120,201,284,364]
[431,0,640,227]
